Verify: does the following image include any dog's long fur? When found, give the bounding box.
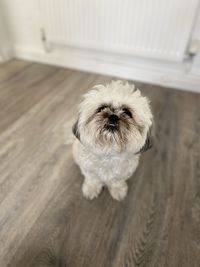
[72,80,153,201]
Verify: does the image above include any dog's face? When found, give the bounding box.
[73,81,153,154]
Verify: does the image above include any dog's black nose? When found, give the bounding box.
[108,114,119,125]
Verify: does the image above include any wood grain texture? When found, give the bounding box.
[0,60,200,267]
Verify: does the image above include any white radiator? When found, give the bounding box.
[40,0,199,62]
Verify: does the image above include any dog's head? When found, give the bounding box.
[73,81,153,154]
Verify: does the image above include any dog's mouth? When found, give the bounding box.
[105,123,119,132]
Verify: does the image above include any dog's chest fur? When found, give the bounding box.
[73,140,139,183]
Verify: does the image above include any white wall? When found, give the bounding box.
[1,0,200,92]
[1,0,42,51]
[0,2,13,62]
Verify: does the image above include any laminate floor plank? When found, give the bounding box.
[0,59,30,83]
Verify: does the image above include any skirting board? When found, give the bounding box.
[0,45,14,63]
[13,45,200,93]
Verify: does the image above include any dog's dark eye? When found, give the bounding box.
[97,105,107,113]
[123,108,132,118]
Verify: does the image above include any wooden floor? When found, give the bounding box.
[0,59,200,267]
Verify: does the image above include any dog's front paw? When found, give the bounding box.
[82,180,103,200]
[109,182,128,201]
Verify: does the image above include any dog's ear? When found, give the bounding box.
[72,118,80,141]
[139,127,153,153]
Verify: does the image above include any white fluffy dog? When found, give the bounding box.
[72,80,153,201]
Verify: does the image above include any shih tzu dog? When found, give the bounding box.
[72,80,153,201]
